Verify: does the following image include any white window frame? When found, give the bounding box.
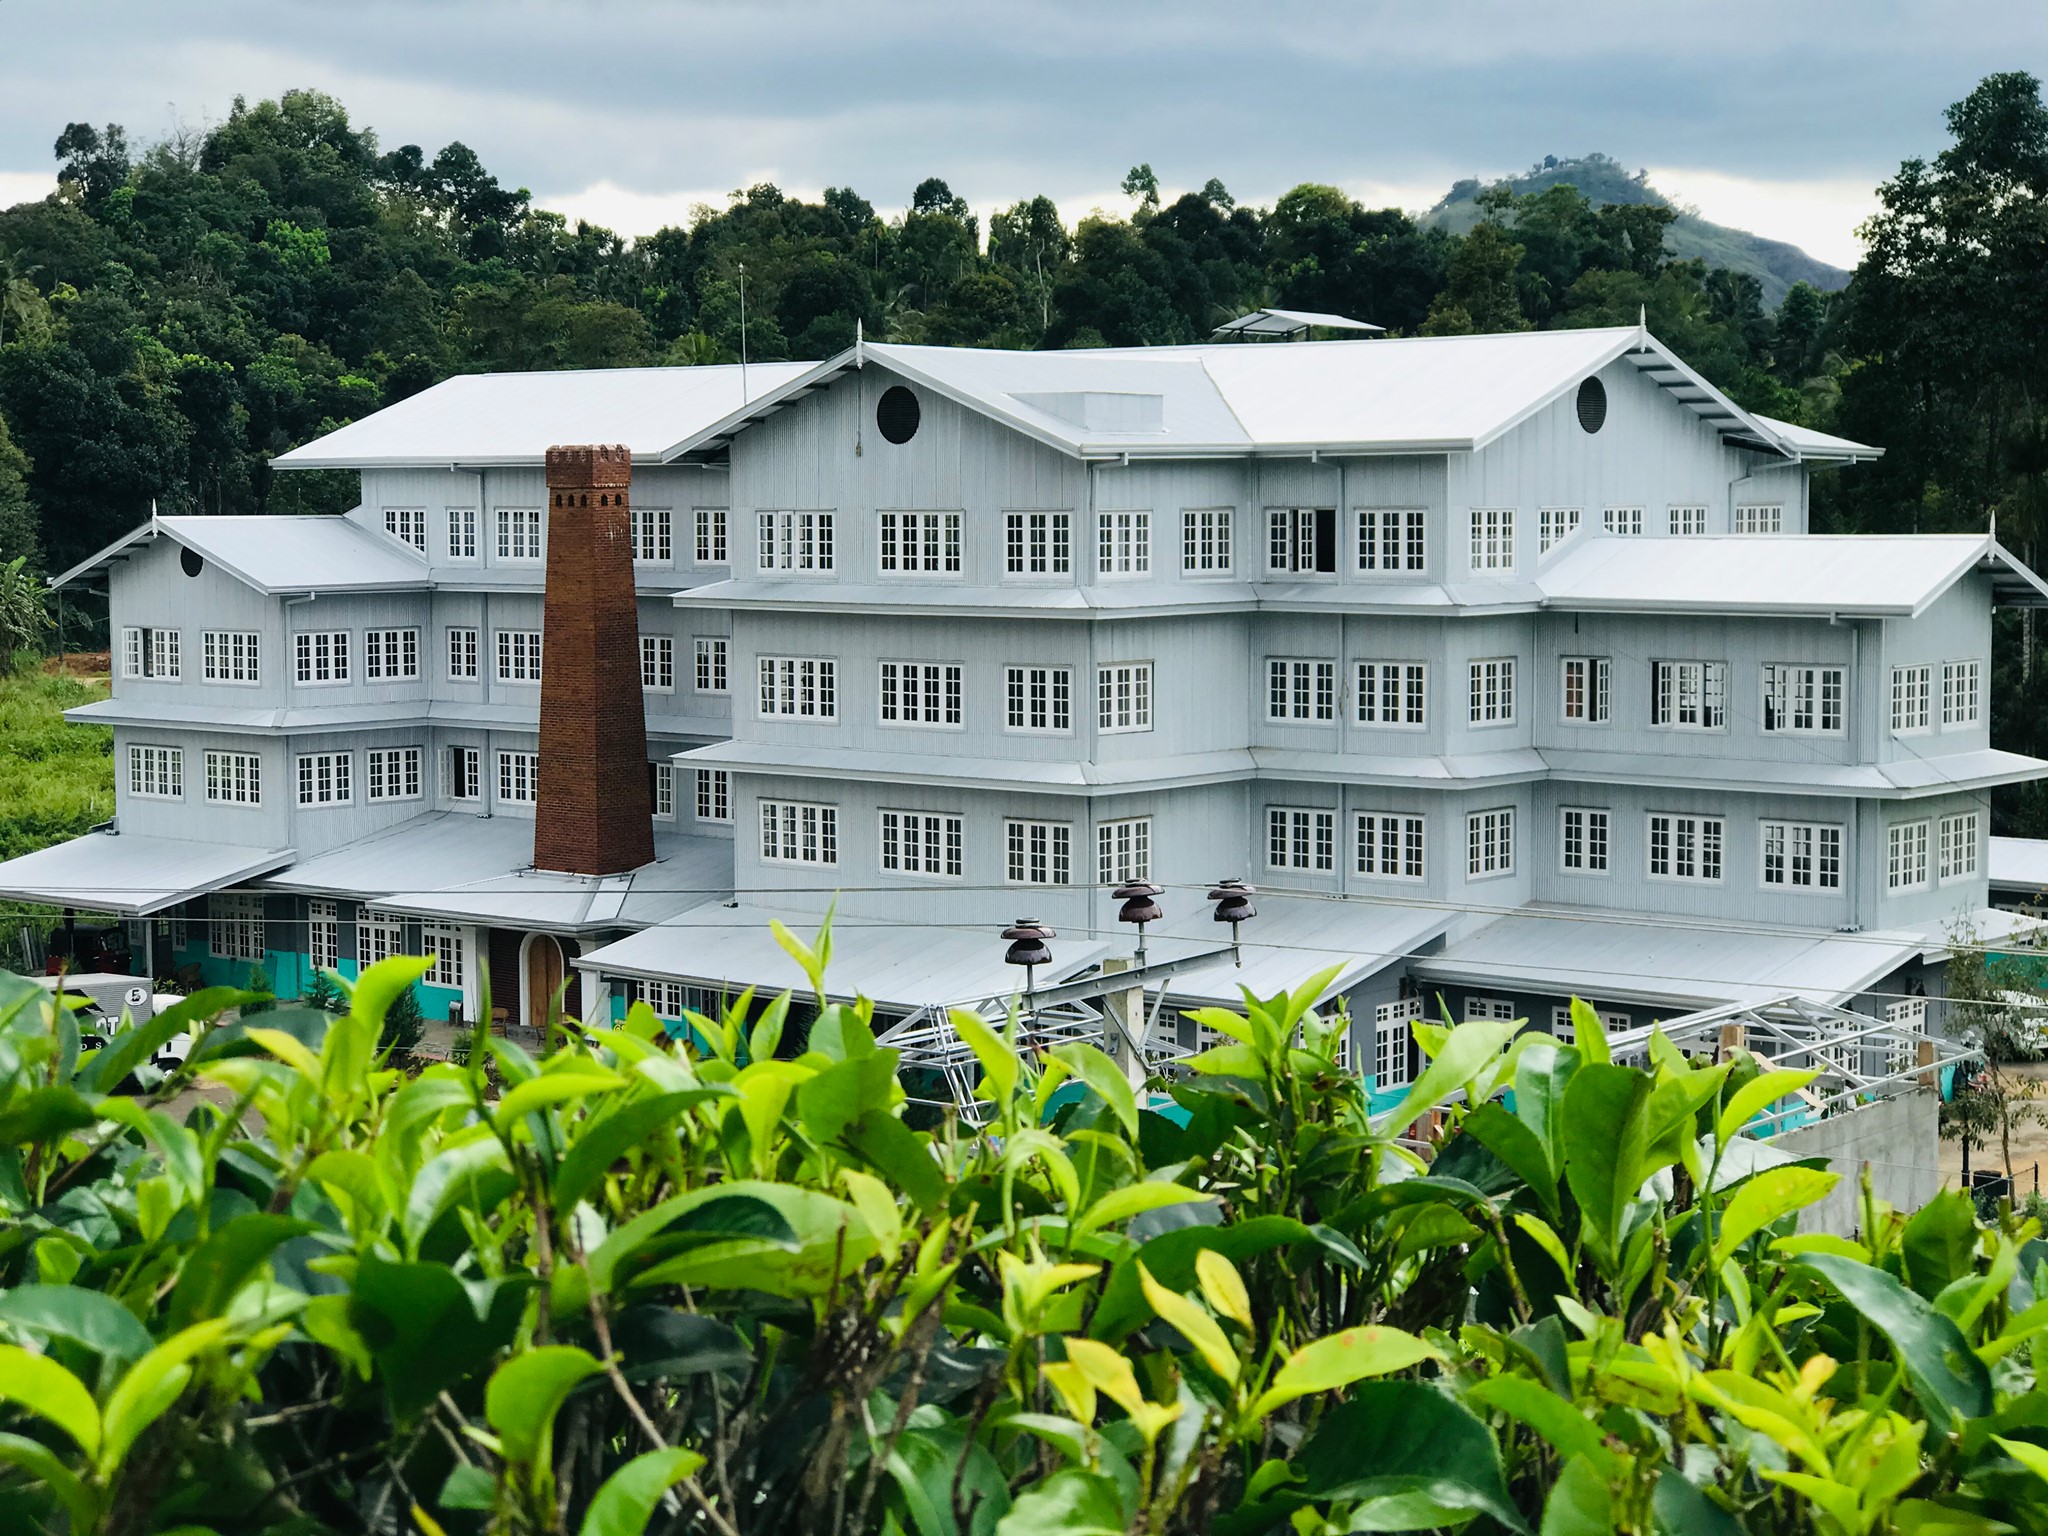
[307,899,339,973]
[446,627,479,681]
[1942,660,1982,728]
[1761,820,1844,892]
[293,630,349,687]
[652,762,675,819]
[1374,999,1421,1088]
[1181,507,1234,575]
[422,920,465,989]
[694,507,729,565]
[1097,816,1152,884]
[1537,506,1580,554]
[384,505,426,552]
[757,510,835,573]
[760,800,839,865]
[1560,656,1610,725]
[695,768,731,823]
[1652,660,1727,731]
[1006,511,1073,577]
[294,750,353,807]
[1763,663,1846,736]
[1004,820,1072,885]
[878,510,963,576]
[1560,806,1610,875]
[641,635,675,693]
[444,745,481,803]
[1097,510,1151,577]
[364,627,420,682]
[1468,656,1516,727]
[365,746,423,803]
[882,809,965,879]
[1468,507,1515,572]
[128,744,183,800]
[446,504,479,561]
[497,750,539,806]
[358,908,406,969]
[1465,997,1517,1022]
[495,506,543,562]
[210,892,267,964]
[1356,812,1424,881]
[204,750,262,807]
[1647,812,1725,883]
[1267,658,1337,722]
[1734,504,1784,535]
[694,637,728,695]
[496,630,544,684]
[1668,504,1709,537]
[1266,507,1336,576]
[757,656,837,721]
[1097,662,1152,733]
[201,631,260,685]
[630,506,673,565]
[1004,665,1072,733]
[879,660,962,728]
[1466,807,1515,879]
[1603,506,1644,536]
[1551,1004,1629,1042]
[1267,807,1337,873]
[1357,507,1427,573]
[1939,811,1981,883]
[120,626,181,681]
[1356,661,1426,729]
[1891,665,1932,735]
[1887,819,1931,892]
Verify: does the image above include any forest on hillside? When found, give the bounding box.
[0,72,2044,818]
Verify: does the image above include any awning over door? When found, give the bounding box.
[0,832,295,916]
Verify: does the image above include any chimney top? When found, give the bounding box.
[544,443,633,487]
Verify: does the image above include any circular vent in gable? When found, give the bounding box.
[1575,376,1608,434]
[876,384,921,445]
[180,546,204,577]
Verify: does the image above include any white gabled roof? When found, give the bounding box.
[673,326,1857,463]
[1538,532,2048,617]
[51,515,429,595]
[270,363,813,470]
[0,831,295,916]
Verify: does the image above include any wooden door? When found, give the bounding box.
[525,934,564,1032]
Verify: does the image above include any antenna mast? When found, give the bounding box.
[738,261,749,402]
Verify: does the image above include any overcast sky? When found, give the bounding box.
[2,1,2045,269]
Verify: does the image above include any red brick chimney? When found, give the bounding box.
[533,444,655,875]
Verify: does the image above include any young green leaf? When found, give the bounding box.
[0,1344,99,1457]
[1137,1261,1238,1383]
[1248,1326,1435,1417]
[486,1346,602,1467]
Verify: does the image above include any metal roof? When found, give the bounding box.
[51,515,428,595]
[0,831,295,916]
[1991,837,2048,895]
[1410,907,1927,1012]
[672,326,1856,463]
[269,364,812,470]
[1211,308,1386,339]
[1155,893,1452,1007]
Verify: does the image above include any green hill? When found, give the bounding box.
[1420,153,1848,307]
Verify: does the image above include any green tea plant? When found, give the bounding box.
[0,920,2044,1535]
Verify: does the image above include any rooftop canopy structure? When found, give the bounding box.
[1209,307,1386,340]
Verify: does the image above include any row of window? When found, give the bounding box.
[754,801,1155,885]
[383,504,729,566]
[747,657,1157,732]
[1259,804,1982,891]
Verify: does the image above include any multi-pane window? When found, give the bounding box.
[307,899,339,973]
[121,626,181,680]
[1762,821,1844,890]
[1551,1005,1631,1042]
[1561,657,1611,724]
[1891,665,1932,734]
[1648,813,1724,882]
[358,910,406,969]
[1006,820,1072,884]
[365,628,419,681]
[1940,811,1981,882]
[496,507,543,561]
[1097,510,1151,575]
[129,744,183,799]
[1561,807,1610,873]
[1268,659,1336,722]
[295,751,353,807]
[202,631,259,684]
[651,762,675,819]
[630,506,673,564]
[695,507,728,565]
[1358,508,1426,572]
[1465,997,1517,1022]
[756,657,837,720]
[1668,505,1709,536]
[1466,807,1515,877]
[1266,507,1336,574]
[422,921,464,989]
[447,627,479,680]
[205,750,262,806]
[1357,662,1426,727]
[1943,660,1982,727]
[695,768,730,823]
[294,631,348,685]
[1537,506,1580,554]
[1097,663,1152,733]
[640,635,674,692]
[497,631,544,683]
[1734,504,1784,534]
[878,510,962,574]
[1097,816,1152,884]
[210,892,267,963]
[1603,506,1644,536]
[1469,507,1515,571]
[1468,657,1516,726]
[1652,661,1727,729]
[1006,511,1072,575]
[694,638,728,694]
[497,750,539,805]
[1181,508,1233,573]
[879,661,962,726]
[447,505,478,560]
[1763,664,1845,734]
[384,505,426,551]
[1268,807,1336,872]
[444,745,481,802]
[366,747,422,802]
[1005,666,1072,732]
[757,510,835,572]
[882,810,965,878]
[1887,820,1931,891]
[1374,999,1422,1088]
[761,801,838,864]
[1356,813,1424,880]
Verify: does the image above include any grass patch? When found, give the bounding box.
[0,660,113,862]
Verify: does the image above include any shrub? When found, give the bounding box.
[0,926,2041,1535]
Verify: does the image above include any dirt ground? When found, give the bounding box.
[1936,1057,2048,1197]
